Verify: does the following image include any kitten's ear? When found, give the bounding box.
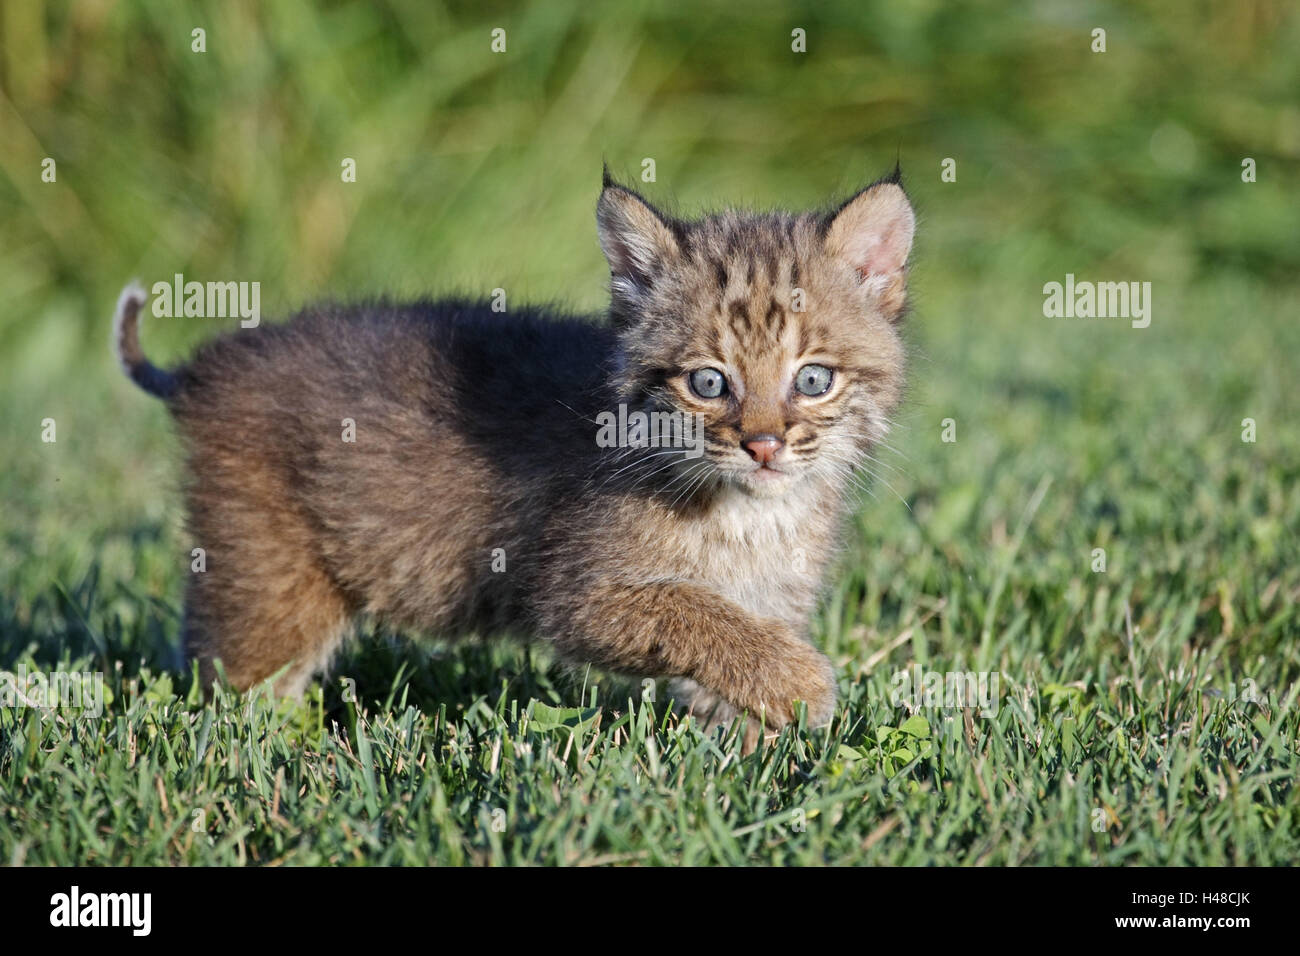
[822,177,915,320]
[597,177,681,314]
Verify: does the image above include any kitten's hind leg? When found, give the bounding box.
[179,457,354,698]
[182,554,352,698]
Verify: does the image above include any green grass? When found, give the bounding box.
[2,0,1298,865]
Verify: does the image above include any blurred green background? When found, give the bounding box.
[1,0,1299,866]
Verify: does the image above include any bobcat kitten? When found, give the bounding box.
[114,169,915,746]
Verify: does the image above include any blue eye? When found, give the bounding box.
[795,364,833,396]
[689,368,728,399]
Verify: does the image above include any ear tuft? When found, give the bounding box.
[823,179,915,320]
[596,183,681,313]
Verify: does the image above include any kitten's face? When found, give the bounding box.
[598,175,914,500]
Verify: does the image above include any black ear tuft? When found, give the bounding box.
[602,161,616,189]
[597,181,683,322]
[820,167,910,238]
[821,173,916,320]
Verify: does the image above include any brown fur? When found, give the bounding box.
[113,171,915,749]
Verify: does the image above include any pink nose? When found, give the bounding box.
[742,435,783,465]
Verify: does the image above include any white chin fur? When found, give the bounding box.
[730,469,797,499]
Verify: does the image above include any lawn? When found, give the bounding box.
[1,0,1297,865]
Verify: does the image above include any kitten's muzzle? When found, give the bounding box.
[741,434,784,466]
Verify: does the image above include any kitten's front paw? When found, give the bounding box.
[670,677,767,752]
[676,638,838,750]
[768,640,837,729]
[669,677,740,734]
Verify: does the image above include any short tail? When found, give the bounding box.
[113,282,178,399]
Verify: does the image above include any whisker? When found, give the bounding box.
[658,459,709,499]
[870,437,910,462]
[814,448,910,511]
[667,463,716,510]
[595,447,691,490]
[632,453,696,489]
[553,399,605,428]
